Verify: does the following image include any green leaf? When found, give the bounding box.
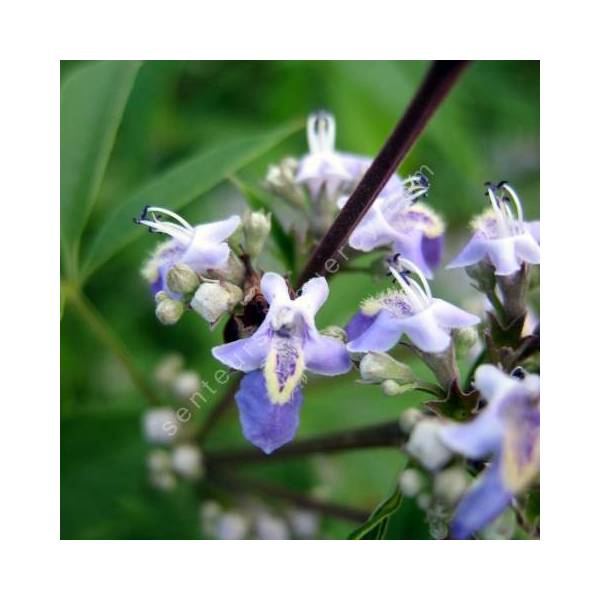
[80,121,301,281]
[61,61,142,277]
[348,484,403,540]
[230,177,297,274]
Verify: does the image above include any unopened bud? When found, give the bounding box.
[416,493,432,511]
[142,408,179,445]
[166,263,200,294]
[147,449,171,473]
[398,469,423,497]
[242,210,271,259]
[154,353,184,385]
[255,511,290,540]
[406,419,453,472]
[155,297,184,325]
[216,253,246,286]
[360,352,416,384]
[191,281,243,325]
[215,512,250,540]
[433,467,469,505]
[320,325,347,344]
[381,380,404,395]
[171,444,204,481]
[172,370,201,400]
[453,326,479,356]
[265,157,305,207]
[399,408,424,434]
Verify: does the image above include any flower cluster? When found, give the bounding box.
[134,111,540,540]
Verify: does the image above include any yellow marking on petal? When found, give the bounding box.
[502,427,540,494]
[470,209,498,232]
[264,341,305,405]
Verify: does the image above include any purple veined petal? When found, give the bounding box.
[261,272,290,305]
[191,215,241,244]
[431,298,480,329]
[400,308,453,353]
[296,276,329,317]
[345,311,377,342]
[212,325,271,372]
[235,371,303,454]
[440,409,504,460]
[514,232,540,266]
[484,238,522,276]
[473,364,519,406]
[393,229,434,279]
[348,206,396,252]
[346,310,404,353]
[304,333,351,376]
[422,234,444,273]
[446,234,488,270]
[525,220,540,244]
[450,461,513,539]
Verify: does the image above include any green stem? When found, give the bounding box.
[65,283,161,406]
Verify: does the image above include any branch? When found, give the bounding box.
[297,60,470,287]
[208,470,370,523]
[206,420,406,465]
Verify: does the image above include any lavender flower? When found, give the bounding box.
[338,175,445,278]
[440,364,540,539]
[212,272,351,453]
[346,257,480,354]
[447,182,540,276]
[137,206,240,297]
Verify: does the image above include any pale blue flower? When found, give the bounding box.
[447,182,540,276]
[347,257,479,354]
[440,364,540,539]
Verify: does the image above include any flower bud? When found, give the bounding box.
[215,512,250,540]
[142,408,179,445]
[216,253,246,286]
[416,493,432,511]
[285,509,319,539]
[398,469,424,497]
[433,467,469,505]
[320,325,347,344]
[255,511,290,540]
[190,281,243,325]
[265,157,305,207]
[453,326,479,356]
[359,352,416,384]
[154,353,184,386]
[171,444,204,481]
[399,408,424,434]
[200,501,223,537]
[406,418,453,472]
[147,449,171,473]
[172,370,200,400]
[166,263,200,294]
[155,297,184,325]
[381,380,404,396]
[242,210,272,259]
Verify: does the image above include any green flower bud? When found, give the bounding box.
[453,326,480,356]
[166,263,200,294]
[398,469,424,497]
[191,281,243,325]
[399,408,424,434]
[265,157,305,207]
[155,297,185,325]
[242,210,271,259]
[359,352,416,384]
[381,379,404,396]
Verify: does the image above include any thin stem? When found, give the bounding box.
[206,420,406,465]
[65,283,161,406]
[208,470,370,524]
[297,60,470,287]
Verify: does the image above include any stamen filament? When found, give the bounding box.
[145,207,193,230]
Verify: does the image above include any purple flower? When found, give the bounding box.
[295,112,354,200]
[346,257,480,354]
[212,272,351,452]
[137,207,240,297]
[338,175,445,278]
[440,365,540,539]
[447,182,540,276]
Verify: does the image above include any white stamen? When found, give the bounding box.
[486,187,511,237]
[389,266,426,311]
[145,207,193,230]
[500,183,525,233]
[307,112,336,154]
[395,257,432,301]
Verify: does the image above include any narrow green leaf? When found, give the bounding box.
[348,485,403,540]
[60,61,142,276]
[80,122,301,281]
[230,177,297,274]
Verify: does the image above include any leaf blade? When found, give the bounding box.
[348,485,403,540]
[60,61,142,275]
[80,121,301,281]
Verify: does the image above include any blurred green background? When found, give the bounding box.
[60,60,539,539]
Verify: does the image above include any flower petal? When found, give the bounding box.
[296,276,329,316]
[450,462,513,540]
[235,371,303,454]
[192,214,241,243]
[473,364,519,405]
[304,334,351,375]
[422,234,444,273]
[431,298,480,329]
[393,229,436,278]
[401,308,452,353]
[182,240,230,271]
[526,220,540,244]
[348,206,395,251]
[440,410,504,460]
[261,272,290,306]
[484,238,522,276]
[346,310,404,353]
[345,311,376,342]
[211,326,270,372]
[514,232,540,266]
[446,235,487,270]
